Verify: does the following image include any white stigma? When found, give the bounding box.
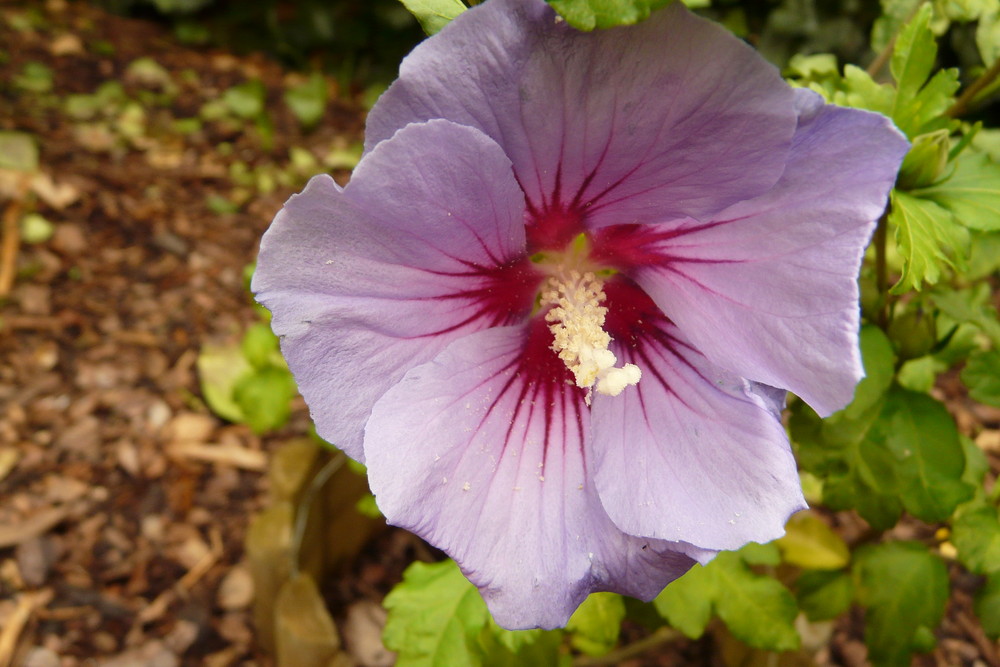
[541,270,641,404]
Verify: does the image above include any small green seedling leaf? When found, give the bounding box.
[398,0,468,35]
[545,0,670,30]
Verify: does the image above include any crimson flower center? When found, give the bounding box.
[531,234,642,403]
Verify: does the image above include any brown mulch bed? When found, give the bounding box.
[2,1,1000,666]
[0,0,367,663]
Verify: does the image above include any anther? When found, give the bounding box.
[540,271,641,404]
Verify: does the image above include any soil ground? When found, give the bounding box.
[1,1,999,665]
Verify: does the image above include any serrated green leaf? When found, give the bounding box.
[777,512,850,570]
[953,507,1000,574]
[890,190,968,293]
[398,0,467,35]
[875,387,974,521]
[796,570,854,621]
[654,552,798,650]
[932,284,1000,347]
[711,553,800,651]
[854,542,949,667]
[566,592,625,656]
[653,563,715,639]
[966,231,1000,279]
[962,348,1000,406]
[478,619,566,667]
[792,328,972,527]
[918,151,1000,230]
[891,4,936,107]
[976,573,1000,637]
[383,560,490,667]
[836,65,894,116]
[545,0,670,30]
[233,366,296,434]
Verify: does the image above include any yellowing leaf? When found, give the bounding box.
[777,512,850,570]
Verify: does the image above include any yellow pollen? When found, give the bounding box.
[540,270,641,404]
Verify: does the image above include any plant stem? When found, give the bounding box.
[874,209,889,330]
[948,56,1000,118]
[572,626,682,667]
[290,453,345,577]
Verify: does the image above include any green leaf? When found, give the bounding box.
[885,4,959,137]
[889,189,968,293]
[875,387,974,521]
[197,342,252,423]
[776,512,850,570]
[233,366,297,434]
[383,560,490,666]
[654,550,799,650]
[241,323,280,370]
[854,542,949,667]
[711,553,800,651]
[932,284,1000,347]
[398,0,468,35]
[284,72,328,131]
[976,573,1000,637]
[223,79,266,119]
[953,507,1000,574]
[890,4,936,108]
[652,562,714,639]
[0,131,39,172]
[962,349,1000,406]
[545,0,670,30]
[566,592,625,656]
[978,7,1000,64]
[478,621,566,667]
[836,65,894,116]
[918,151,1000,230]
[792,327,972,527]
[795,570,853,622]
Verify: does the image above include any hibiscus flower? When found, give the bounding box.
[253,0,908,629]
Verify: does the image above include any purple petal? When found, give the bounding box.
[603,100,908,415]
[252,121,540,460]
[593,288,804,549]
[364,323,695,630]
[366,0,797,232]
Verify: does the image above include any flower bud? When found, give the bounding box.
[897,129,950,190]
[888,308,937,361]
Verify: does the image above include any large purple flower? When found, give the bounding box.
[253,0,907,629]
